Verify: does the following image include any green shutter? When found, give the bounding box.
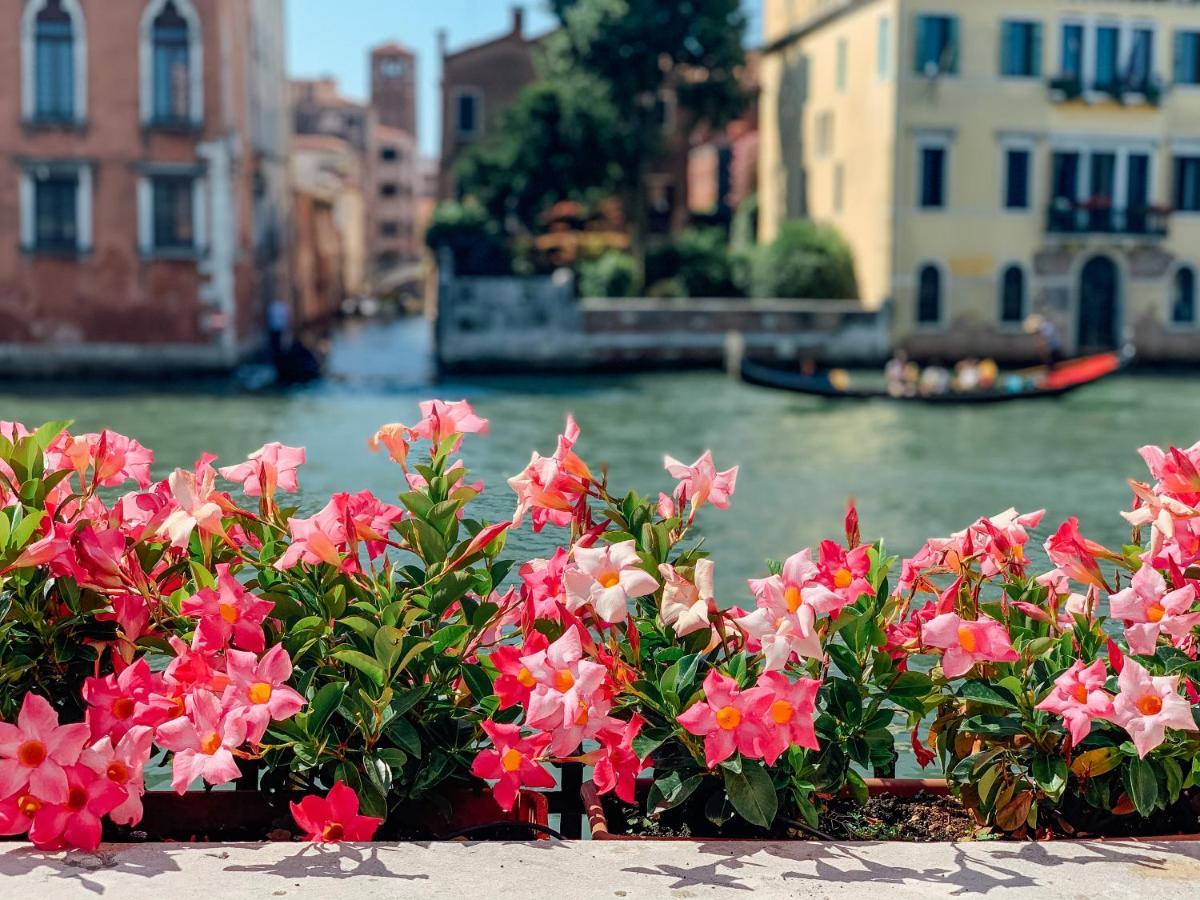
[1031,23,1043,77]
[999,22,1010,76]
[1175,31,1189,84]
[945,17,960,74]
[914,15,926,74]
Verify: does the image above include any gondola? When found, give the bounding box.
[739,350,1131,404]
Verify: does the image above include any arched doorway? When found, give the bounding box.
[1077,256,1119,352]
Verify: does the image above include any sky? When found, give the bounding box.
[286,1,764,159]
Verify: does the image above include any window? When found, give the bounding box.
[378,58,406,78]
[1004,148,1031,209]
[151,175,195,251]
[833,163,844,214]
[379,146,399,162]
[22,163,89,254]
[1061,24,1084,79]
[455,89,480,138]
[918,143,947,209]
[1173,267,1196,325]
[380,220,399,238]
[815,110,834,157]
[999,265,1026,324]
[1000,21,1042,78]
[1127,28,1154,89]
[878,16,891,80]
[916,264,942,325]
[836,38,847,92]
[22,0,85,123]
[914,14,958,76]
[151,1,192,123]
[379,182,398,198]
[1176,32,1200,85]
[1174,156,1200,212]
[1094,25,1119,89]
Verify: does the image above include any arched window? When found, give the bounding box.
[999,265,1025,324]
[21,0,85,123]
[1172,266,1196,326]
[916,264,942,324]
[141,0,202,126]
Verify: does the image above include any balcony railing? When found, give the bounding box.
[1047,74,1163,106]
[1046,200,1169,238]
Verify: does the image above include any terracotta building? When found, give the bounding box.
[0,0,291,373]
[370,42,416,136]
[367,124,419,272]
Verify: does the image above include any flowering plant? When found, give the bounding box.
[0,403,511,848]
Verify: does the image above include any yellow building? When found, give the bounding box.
[760,0,1200,362]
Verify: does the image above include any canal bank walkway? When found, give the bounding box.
[2,838,1197,898]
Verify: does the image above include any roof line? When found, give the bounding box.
[762,0,882,55]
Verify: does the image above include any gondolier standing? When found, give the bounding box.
[1024,315,1063,368]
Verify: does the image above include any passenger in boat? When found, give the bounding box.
[919,365,951,396]
[977,359,999,390]
[953,359,981,393]
[885,351,914,397]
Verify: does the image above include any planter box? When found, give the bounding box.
[106,787,550,843]
[583,777,1200,842]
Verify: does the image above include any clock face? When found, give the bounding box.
[380,58,407,78]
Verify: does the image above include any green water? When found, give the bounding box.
[2,317,1198,600]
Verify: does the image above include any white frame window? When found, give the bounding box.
[137,166,207,257]
[915,131,952,210]
[1001,137,1035,212]
[1172,147,1200,214]
[1169,263,1197,329]
[999,19,1043,79]
[1056,16,1159,94]
[452,87,483,140]
[997,261,1029,327]
[914,260,947,328]
[20,0,87,124]
[139,0,203,127]
[19,161,92,255]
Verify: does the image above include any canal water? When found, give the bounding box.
[2,315,1198,602]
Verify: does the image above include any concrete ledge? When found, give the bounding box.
[3,839,1199,898]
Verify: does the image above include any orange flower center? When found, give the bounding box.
[218,603,239,624]
[1137,695,1163,716]
[553,669,575,692]
[598,572,621,589]
[200,733,222,755]
[957,626,979,653]
[516,667,536,689]
[501,748,523,773]
[574,703,590,726]
[248,682,273,705]
[716,705,742,730]
[17,740,46,768]
[1147,603,1166,623]
[834,568,853,589]
[112,697,136,720]
[107,761,131,784]
[784,585,802,613]
[770,700,795,725]
[67,786,88,812]
[1071,684,1089,704]
[168,696,186,719]
[322,822,345,842]
[17,794,40,817]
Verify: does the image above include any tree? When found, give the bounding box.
[743,221,858,300]
[547,0,747,272]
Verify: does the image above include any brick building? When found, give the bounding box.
[0,0,291,373]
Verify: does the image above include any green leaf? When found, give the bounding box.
[340,616,380,644]
[886,671,933,699]
[460,663,493,702]
[1124,757,1160,818]
[387,717,422,758]
[305,682,346,736]
[431,623,471,655]
[647,772,702,814]
[724,758,778,829]
[373,625,406,670]
[959,681,1019,710]
[1031,754,1068,801]
[331,649,386,687]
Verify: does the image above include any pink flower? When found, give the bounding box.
[471,721,556,812]
[409,399,489,449]
[1044,518,1110,590]
[1109,564,1200,656]
[1034,659,1113,746]
[27,763,125,851]
[80,725,155,826]
[181,564,275,652]
[1138,442,1200,504]
[677,670,771,768]
[802,540,872,615]
[222,645,306,743]
[290,781,383,842]
[508,416,591,532]
[921,612,1019,678]
[48,430,154,490]
[755,671,821,765]
[490,633,549,710]
[658,559,716,637]
[1109,659,1198,757]
[219,442,305,498]
[522,630,614,755]
[663,451,738,517]
[368,423,411,467]
[82,658,166,740]
[591,715,650,804]
[0,791,42,837]
[275,492,402,572]
[564,540,658,624]
[155,690,248,793]
[0,693,91,804]
[966,508,1045,577]
[518,549,570,622]
[159,454,229,549]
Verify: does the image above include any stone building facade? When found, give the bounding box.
[0,0,291,372]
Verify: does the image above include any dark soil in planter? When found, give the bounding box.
[598,790,977,841]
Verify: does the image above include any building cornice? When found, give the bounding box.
[762,0,884,55]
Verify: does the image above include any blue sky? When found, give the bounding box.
[286,1,763,158]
